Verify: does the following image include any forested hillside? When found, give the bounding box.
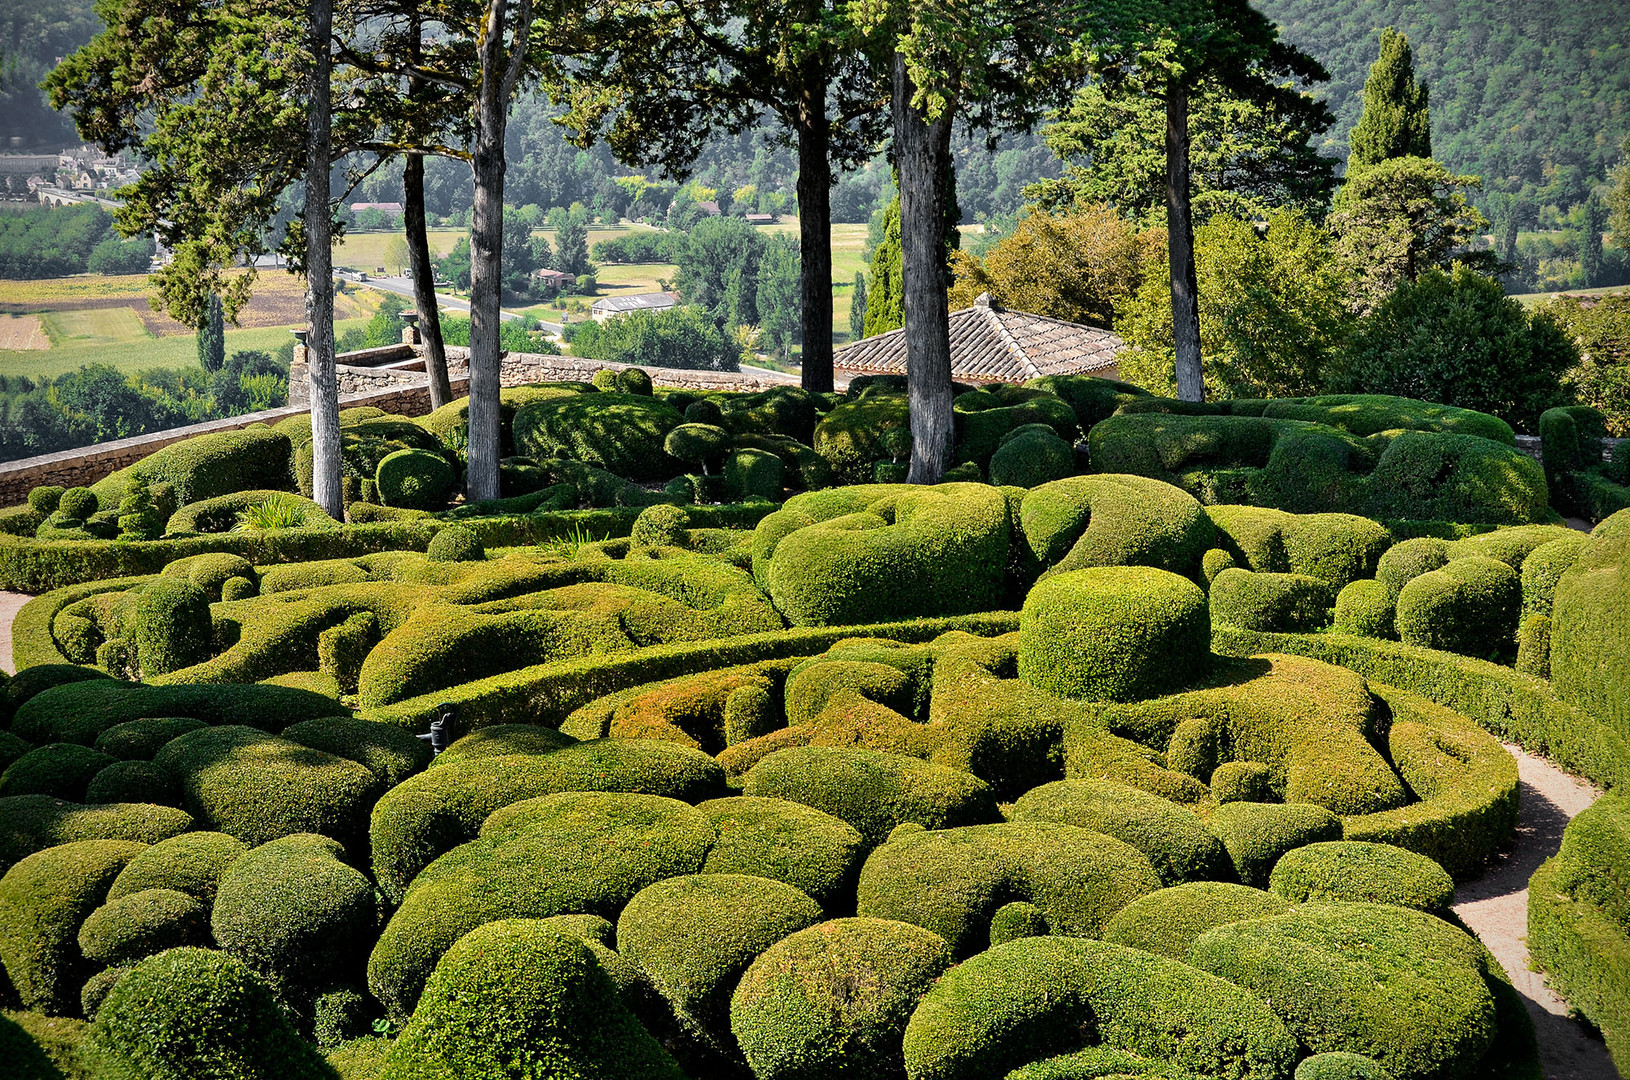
[0,0,99,149]
[1257,0,1630,207]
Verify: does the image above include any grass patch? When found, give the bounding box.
[0,317,373,380]
[40,306,151,348]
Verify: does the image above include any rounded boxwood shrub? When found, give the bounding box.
[1209,569,1335,633]
[1395,555,1521,658]
[213,833,376,1003]
[1550,508,1630,737]
[1375,537,1449,598]
[1268,841,1456,915]
[374,449,456,510]
[154,725,381,851]
[59,487,98,520]
[695,797,865,910]
[740,746,998,848]
[424,525,483,562]
[988,900,1050,946]
[0,839,145,1013]
[1190,902,1521,1080]
[856,821,1161,957]
[1296,1052,1396,1080]
[28,485,65,514]
[725,447,785,501]
[368,791,716,1018]
[513,392,685,481]
[1203,546,1238,584]
[84,947,335,1080]
[82,963,130,1018]
[93,718,208,762]
[901,935,1297,1080]
[162,552,257,599]
[222,576,258,602]
[1015,475,1215,585]
[617,873,822,1032]
[85,760,180,806]
[78,887,210,965]
[433,724,578,764]
[1333,579,1395,638]
[664,423,732,473]
[1102,881,1292,960]
[131,578,213,677]
[379,919,684,1080]
[1018,566,1210,703]
[685,398,725,426]
[1521,535,1586,617]
[989,426,1074,489]
[0,743,118,801]
[281,716,432,789]
[14,680,349,749]
[108,831,248,904]
[632,503,690,548]
[0,797,192,877]
[370,738,725,903]
[1210,760,1274,804]
[1206,802,1344,887]
[1011,780,1232,886]
[617,367,654,396]
[730,917,953,1080]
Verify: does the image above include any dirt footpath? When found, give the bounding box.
[0,590,27,673]
[1454,744,1620,1079]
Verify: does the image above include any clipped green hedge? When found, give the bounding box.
[900,935,1297,1080]
[1206,802,1344,887]
[77,887,210,966]
[1395,555,1521,659]
[1014,474,1215,586]
[1268,841,1455,914]
[1011,780,1231,886]
[12,680,348,746]
[731,917,952,1080]
[1204,505,1392,589]
[1550,508,1630,746]
[0,797,191,877]
[856,821,1161,957]
[512,392,685,481]
[1101,881,1291,961]
[107,831,248,904]
[1258,394,1515,444]
[90,425,294,509]
[1209,569,1335,633]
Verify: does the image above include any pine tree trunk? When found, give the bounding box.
[403,154,452,409]
[464,0,524,503]
[1166,83,1204,403]
[304,0,343,518]
[795,60,834,394]
[892,53,956,485]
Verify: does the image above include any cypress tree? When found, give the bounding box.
[1348,28,1431,171]
[197,292,225,372]
[864,197,904,337]
[1581,194,1606,287]
[850,272,868,340]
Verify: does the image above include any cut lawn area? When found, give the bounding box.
[40,305,150,348]
[0,316,373,380]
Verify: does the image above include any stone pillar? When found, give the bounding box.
[289,341,310,408]
[401,311,420,345]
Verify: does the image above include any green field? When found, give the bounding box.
[0,317,374,381]
[40,306,150,349]
[1511,283,1630,308]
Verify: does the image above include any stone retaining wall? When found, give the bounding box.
[0,345,802,506]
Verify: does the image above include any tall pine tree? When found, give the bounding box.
[1347,28,1431,170]
[197,293,225,373]
[850,272,868,340]
[864,197,904,337]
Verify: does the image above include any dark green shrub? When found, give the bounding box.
[13,680,347,749]
[92,717,207,761]
[0,798,190,876]
[1395,556,1521,658]
[59,488,97,520]
[1209,569,1334,632]
[368,792,716,1018]
[1268,841,1455,914]
[695,797,864,910]
[130,578,213,677]
[1206,802,1343,887]
[1295,1052,1396,1080]
[6,666,107,712]
[857,822,1161,957]
[314,614,377,696]
[379,919,683,1080]
[433,724,578,764]
[0,744,117,801]
[1011,780,1230,886]
[813,396,910,484]
[78,888,209,965]
[213,834,376,1004]
[165,491,337,536]
[108,831,248,903]
[84,947,335,1079]
[0,839,144,1013]
[81,965,129,1018]
[1333,580,1394,637]
[617,873,822,1033]
[617,367,654,396]
[730,917,952,1080]
[987,900,1050,947]
[0,1010,90,1080]
[423,525,482,562]
[161,552,256,597]
[1202,547,1237,583]
[1521,535,1586,617]
[513,393,685,481]
[312,988,375,1050]
[374,449,455,511]
[753,483,1010,626]
[685,398,725,425]
[1191,902,1527,1080]
[94,426,294,509]
[725,447,784,500]
[1550,509,1630,739]
[632,503,690,548]
[1375,536,1449,598]
[154,726,380,850]
[1102,881,1291,960]
[369,739,726,903]
[989,426,1074,488]
[1203,505,1392,589]
[740,746,997,847]
[1262,394,1515,444]
[1516,614,1552,678]
[1210,761,1274,803]
[1018,567,1210,703]
[900,935,1296,1080]
[84,760,179,806]
[281,716,431,788]
[28,487,65,514]
[664,423,732,473]
[1026,374,1151,429]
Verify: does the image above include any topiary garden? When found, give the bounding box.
[0,371,1625,1079]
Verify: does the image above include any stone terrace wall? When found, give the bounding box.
[0,345,800,506]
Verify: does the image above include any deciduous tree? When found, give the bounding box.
[948,205,1147,328]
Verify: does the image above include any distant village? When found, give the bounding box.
[0,144,138,209]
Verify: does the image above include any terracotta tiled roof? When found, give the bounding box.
[835,294,1124,383]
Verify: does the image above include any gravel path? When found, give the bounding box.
[0,592,1617,1074]
[1454,744,1620,1079]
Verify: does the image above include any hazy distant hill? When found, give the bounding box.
[1256,0,1629,207]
